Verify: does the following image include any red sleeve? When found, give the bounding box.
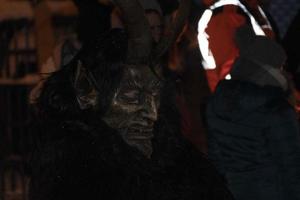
[206,5,246,72]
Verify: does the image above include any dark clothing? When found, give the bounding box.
[206,80,300,200]
[29,119,155,200]
[30,115,233,200]
[29,80,234,200]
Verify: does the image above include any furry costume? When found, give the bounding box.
[29,28,233,200]
[29,29,157,200]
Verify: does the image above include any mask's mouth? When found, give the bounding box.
[127,127,154,134]
[117,124,154,157]
[121,122,154,136]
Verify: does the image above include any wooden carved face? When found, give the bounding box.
[103,64,162,157]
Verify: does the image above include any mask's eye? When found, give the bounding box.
[74,72,94,95]
[118,90,140,104]
[81,79,93,92]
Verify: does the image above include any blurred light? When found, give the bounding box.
[225,74,231,80]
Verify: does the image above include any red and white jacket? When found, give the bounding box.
[197,0,273,90]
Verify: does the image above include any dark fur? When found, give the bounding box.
[30,29,158,200]
[30,29,234,200]
[36,29,127,121]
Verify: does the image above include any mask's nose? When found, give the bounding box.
[141,95,158,123]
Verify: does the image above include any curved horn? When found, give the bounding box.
[153,0,191,61]
[114,0,152,64]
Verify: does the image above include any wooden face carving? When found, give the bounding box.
[103,64,162,157]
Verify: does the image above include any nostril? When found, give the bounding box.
[141,112,157,122]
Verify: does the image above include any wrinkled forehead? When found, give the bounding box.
[122,64,162,90]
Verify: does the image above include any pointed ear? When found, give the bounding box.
[73,60,98,110]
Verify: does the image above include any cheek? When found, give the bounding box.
[102,96,141,127]
[102,107,130,129]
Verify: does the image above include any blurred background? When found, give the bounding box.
[0,0,299,199]
[0,1,78,199]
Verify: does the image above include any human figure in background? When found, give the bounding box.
[40,0,114,73]
[267,0,300,39]
[111,0,163,44]
[206,25,300,200]
[197,0,275,92]
[138,1,210,153]
[29,0,113,103]
[145,9,164,43]
[168,1,210,153]
[31,0,164,104]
